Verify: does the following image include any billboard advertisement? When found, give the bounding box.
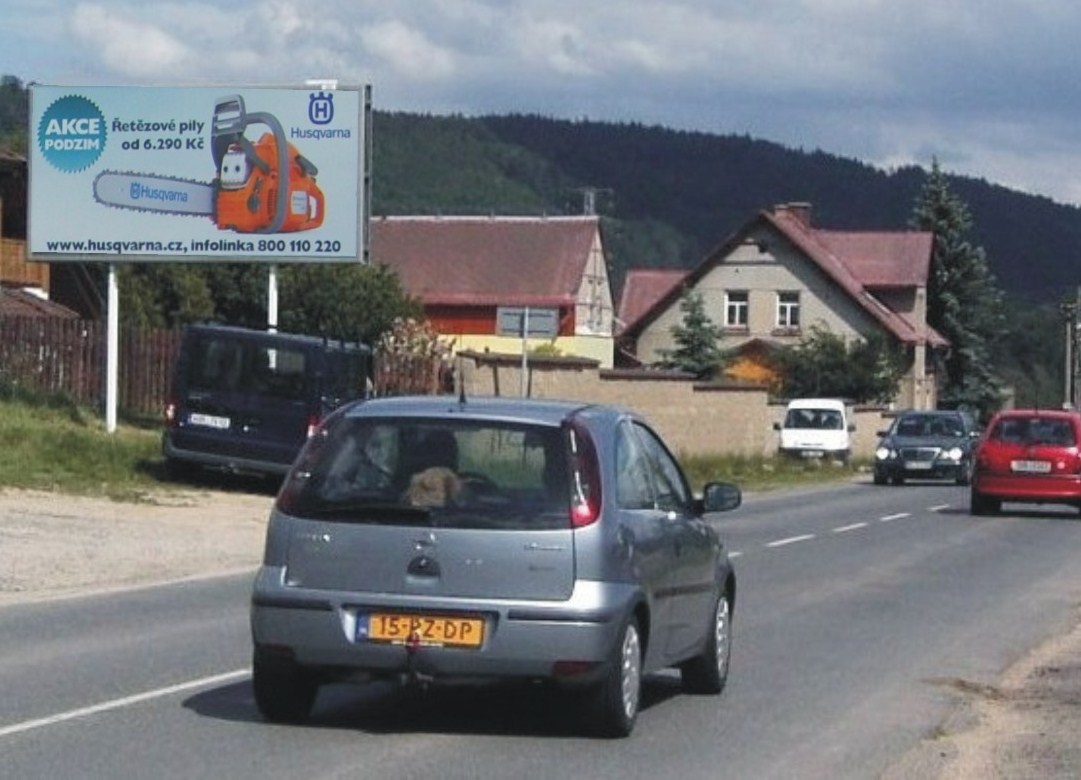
[28,84,368,262]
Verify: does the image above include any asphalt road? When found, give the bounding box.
[3,481,1081,779]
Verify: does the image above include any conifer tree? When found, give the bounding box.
[655,288,728,379]
[910,160,1005,418]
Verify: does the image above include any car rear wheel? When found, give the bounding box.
[252,651,319,724]
[590,617,642,738]
[681,591,733,695]
[970,488,1001,516]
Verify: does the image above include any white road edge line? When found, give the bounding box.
[767,534,816,548]
[928,504,951,512]
[729,551,744,558]
[879,513,910,522]
[832,522,869,534]
[0,669,250,739]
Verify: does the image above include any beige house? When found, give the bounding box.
[372,215,616,367]
[619,203,948,409]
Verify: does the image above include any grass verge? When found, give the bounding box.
[0,389,163,501]
[0,389,864,500]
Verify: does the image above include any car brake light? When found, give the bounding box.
[306,414,321,438]
[568,422,602,528]
[163,400,177,427]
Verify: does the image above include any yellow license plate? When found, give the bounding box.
[366,613,485,648]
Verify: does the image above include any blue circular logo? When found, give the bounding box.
[37,95,107,173]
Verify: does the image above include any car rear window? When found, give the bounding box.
[990,416,1076,446]
[280,416,571,530]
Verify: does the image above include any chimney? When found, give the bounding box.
[775,202,812,227]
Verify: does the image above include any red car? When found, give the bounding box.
[970,408,1081,516]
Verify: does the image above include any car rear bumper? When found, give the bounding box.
[250,566,639,684]
[972,472,1081,502]
[163,432,293,477]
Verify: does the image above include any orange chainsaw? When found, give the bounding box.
[93,95,325,233]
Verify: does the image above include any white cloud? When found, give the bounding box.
[69,3,189,78]
[358,19,459,80]
[5,0,1081,204]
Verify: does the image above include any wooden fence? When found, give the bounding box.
[0,317,445,419]
[0,318,182,418]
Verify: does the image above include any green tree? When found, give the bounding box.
[772,326,905,403]
[655,287,727,379]
[278,262,422,344]
[910,160,1005,418]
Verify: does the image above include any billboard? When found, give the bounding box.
[28,84,369,262]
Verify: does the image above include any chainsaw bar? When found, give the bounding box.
[93,171,215,217]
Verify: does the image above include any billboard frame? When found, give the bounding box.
[27,81,371,265]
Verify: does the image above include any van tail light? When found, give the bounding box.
[567,421,602,528]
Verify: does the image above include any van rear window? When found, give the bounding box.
[187,337,309,400]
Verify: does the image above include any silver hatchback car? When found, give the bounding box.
[250,395,741,737]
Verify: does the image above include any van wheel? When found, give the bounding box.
[589,617,642,738]
[164,457,198,483]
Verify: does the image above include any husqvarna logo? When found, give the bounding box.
[308,92,334,125]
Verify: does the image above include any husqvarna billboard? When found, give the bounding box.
[28,84,369,262]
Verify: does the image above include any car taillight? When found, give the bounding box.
[163,400,177,428]
[276,423,333,513]
[567,422,602,528]
[306,414,320,438]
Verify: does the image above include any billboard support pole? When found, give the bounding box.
[106,262,119,433]
[268,264,279,332]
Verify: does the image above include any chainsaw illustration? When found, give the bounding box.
[93,95,324,233]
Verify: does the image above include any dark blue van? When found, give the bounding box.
[163,324,372,479]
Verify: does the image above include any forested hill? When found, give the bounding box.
[4,74,1081,303]
[374,112,1081,304]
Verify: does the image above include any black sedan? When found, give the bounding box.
[873,410,979,485]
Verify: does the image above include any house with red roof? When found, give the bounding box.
[371,215,616,367]
[619,203,948,409]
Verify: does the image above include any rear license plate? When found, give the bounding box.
[189,413,230,430]
[360,613,485,648]
[1011,460,1052,474]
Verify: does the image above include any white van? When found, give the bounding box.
[774,398,853,461]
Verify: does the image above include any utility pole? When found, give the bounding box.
[1061,286,1081,408]
[575,187,613,216]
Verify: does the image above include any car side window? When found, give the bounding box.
[616,422,655,509]
[634,422,693,513]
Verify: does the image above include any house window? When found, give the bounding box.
[777,291,800,329]
[725,290,749,328]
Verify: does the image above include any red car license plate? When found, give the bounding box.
[1011,460,1052,474]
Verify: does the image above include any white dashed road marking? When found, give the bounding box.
[879,513,910,523]
[832,522,869,534]
[767,534,816,548]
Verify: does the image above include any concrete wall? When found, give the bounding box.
[458,351,892,460]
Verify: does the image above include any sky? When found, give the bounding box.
[6,0,1081,206]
